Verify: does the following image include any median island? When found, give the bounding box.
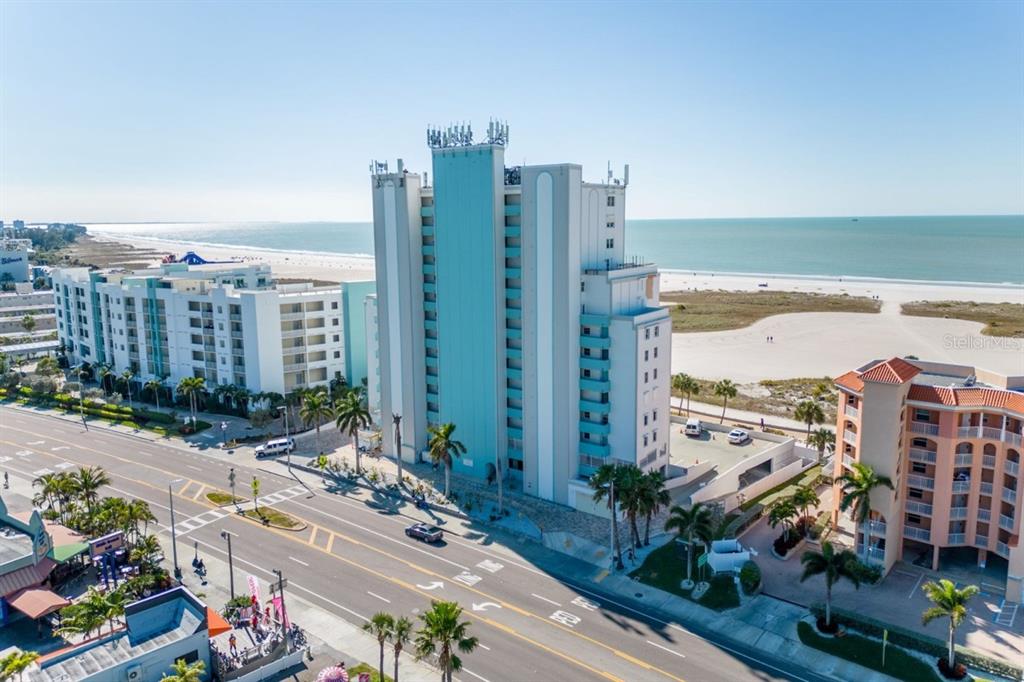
[662,290,881,333]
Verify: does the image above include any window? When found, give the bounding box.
[217,306,222,314]
[606,221,615,229]
[331,301,339,309]
[653,368,658,380]
[333,334,340,342]
[653,347,658,359]
[333,351,341,359]
[914,409,931,422]
[605,238,614,249]
[653,430,658,442]
[607,196,615,207]
[912,438,929,448]
[332,319,339,326]
[580,281,585,292]
[653,409,658,421]
[911,462,926,474]
[644,371,649,384]
[644,350,649,362]
[644,328,650,340]
[907,514,921,525]
[643,413,649,426]
[908,488,923,499]
[654,325,659,337]
[507,458,524,471]
[643,434,649,447]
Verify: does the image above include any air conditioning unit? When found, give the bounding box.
[125,664,142,681]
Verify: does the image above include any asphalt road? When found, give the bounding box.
[0,408,833,682]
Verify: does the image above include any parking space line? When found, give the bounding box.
[907,572,924,599]
[647,641,686,658]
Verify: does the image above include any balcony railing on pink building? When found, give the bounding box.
[909,448,937,464]
[999,514,1015,531]
[983,454,996,468]
[948,533,966,544]
[975,535,988,547]
[911,422,940,436]
[980,481,994,496]
[1007,432,1023,447]
[949,507,969,520]
[905,500,933,516]
[951,480,971,494]
[904,526,931,542]
[906,474,935,490]
[982,427,1002,440]
[868,520,886,536]
[997,541,1010,557]
[843,430,857,446]
[954,453,973,467]
[1004,487,1018,504]
[845,404,859,419]
[958,426,976,439]
[978,508,992,522]
[1007,461,1020,477]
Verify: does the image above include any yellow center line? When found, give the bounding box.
[1,431,684,682]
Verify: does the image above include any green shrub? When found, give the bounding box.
[797,621,940,681]
[809,604,1020,680]
[739,560,761,594]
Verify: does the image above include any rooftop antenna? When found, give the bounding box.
[624,164,630,187]
[607,161,613,185]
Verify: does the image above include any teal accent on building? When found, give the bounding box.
[145,279,164,377]
[88,272,107,364]
[341,281,376,386]
[431,145,503,481]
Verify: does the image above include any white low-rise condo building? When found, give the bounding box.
[52,262,374,395]
[368,123,671,509]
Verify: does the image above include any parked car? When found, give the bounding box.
[405,523,444,543]
[254,437,295,458]
[684,418,702,437]
[727,428,750,444]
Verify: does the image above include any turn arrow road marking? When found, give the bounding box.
[472,602,502,612]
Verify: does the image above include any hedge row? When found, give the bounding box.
[5,386,179,426]
[809,603,1021,680]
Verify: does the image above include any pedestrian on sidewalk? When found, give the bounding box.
[229,632,238,656]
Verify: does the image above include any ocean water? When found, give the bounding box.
[87,215,1024,285]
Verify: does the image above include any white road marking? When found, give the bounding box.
[50,446,69,452]
[647,640,686,658]
[27,441,44,445]
[476,559,504,573]
[367,591,391,603]
[0,457,10,464]
[55,462,75,470]
[908,572,924,599]
[549,610,581,627]
[32,468,54,477]
[462,668,491,682]
[477,643,490,651]
[453,572,482,587]
[416,581,444,591]
[289,556,309,567]
[571,596,600,611]
[531,593,561,607]
[186,465,202,472]
[16,450,32,457]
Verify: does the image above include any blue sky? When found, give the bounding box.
[2,0,1022,222]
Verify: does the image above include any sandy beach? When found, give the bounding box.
[91,232,1023,380]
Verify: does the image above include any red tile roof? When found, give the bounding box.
[859,357,921,385]
[908,385,1024,414]
[834,371,864,392]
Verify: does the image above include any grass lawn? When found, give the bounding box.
[629,541,740,611]
[347,663,393,682]
[206,491,245,506]
[243,507,302,529]
[901,300,1024,337]
[797,621,941,682]
[740,464,822,512]
[672,377,838,425]
[662,290,880,333]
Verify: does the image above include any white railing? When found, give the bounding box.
[904,526,931,542]
[1000,514,1015,531]
[983,455,996,468]
[845,404,859,419]
[951,480,971,494]
[905,500,933,515]
[906,474,935,490]
[954,453,973,467]
[909,448,937,464]
[1003,488,1017,504]
[997,541,1010,557]
[843,454,856,469]
[1006,432,1023,447]
[949,507,969,520]
[948,533,966,545]
[980,481,994,496]
[858,545,886,565]
[868,521,887,536]
[958,426,977,439]
[978,508,991,521]
[1006,461,1020,477]
[843,430,858,446]
[982,427,1002,440]
[975,535,988,547]
[912,422,940,436]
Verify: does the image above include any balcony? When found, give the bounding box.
[904,526,932,542]
[909,448,937,464]
[999,514,1015,531]
[868,520,886,536]
[580,399,611,414]
[949,507,969,520]
[580,441,610,457]
[1007,461,1020,477]
[579,335,611,350]
[975,535,988,547]
[1006,431,1023,447]
[230,313,242,321]
[983,454,996,468]
[954,453,973,467]
[997,541,1010,557]
[845,404,859,419]
[982,426,1002,440]
[978,508,991,521]
[843,454,856,469]
[843,430,858,446]
[580,356,610,372]
[911,422,940,436]
[579,421,611,436]
[980,481,994,496]
[906,474,935,490]
[858,545,885,565]
[948,533,966,545]
[952,480,971,494]
[280,311,305,322]
[580,378,610,392]
[958,426,976,439]
[1003,487,1017,504]
[905,500,933,516]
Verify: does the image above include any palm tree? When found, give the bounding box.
[637,470,671,546]
[72,466,110,516]
[98,365,115,396]
[126,499,156,543]
[144,378,164,410]
[130,534,163,573]
[119,369,135,407]
[713,379,738,423]
[415,601,478,682]
[102,588,127,637]
[363,612,395,682]
[768,497,800,544]
[176,376,206,423]
[390,616,413,682]
[160,659,206,682]
[811,381,832,402]
[335,390,371,476]
[57,586,109,640]
[794,399,825,440]
[299,389,333,454]
[791,485,820,537]
[838,461,895,562]
[427,423,466,500]
[799,541,861,630]
[614,465,645,552]
[664,502,714,584]
[807,428,835,463]
[672,373,700,416]
[921,579,979,672]
[0,650,39,682]
[589,464,624,569]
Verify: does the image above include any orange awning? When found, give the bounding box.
[206,607,232,637]
[7,587,70,619]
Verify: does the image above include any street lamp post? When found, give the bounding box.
[169,479,183,580]
[228,467,237,510]
[220,530,235,599]
[273,568,289,653]
[278,406,291,471]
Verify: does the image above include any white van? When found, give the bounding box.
[684,418,702,437]
[254,437,295,459]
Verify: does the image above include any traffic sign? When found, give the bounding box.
[697,553,708,568]
[269,579,289,594]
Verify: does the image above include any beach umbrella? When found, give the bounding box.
[316,666,349,682]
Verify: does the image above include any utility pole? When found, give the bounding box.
[169,480,182,580]
[273,568,289,653]
[279,406,291,471]
[220,530,235,599]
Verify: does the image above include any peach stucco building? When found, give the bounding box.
[833,357,1024,601]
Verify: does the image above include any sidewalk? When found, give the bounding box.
[674,399,818,436]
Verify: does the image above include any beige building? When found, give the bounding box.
[833,357,1024,601]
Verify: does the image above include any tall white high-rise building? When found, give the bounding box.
[370,124,671,509]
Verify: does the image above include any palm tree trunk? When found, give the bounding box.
[315,424,321,454]
[444,462,451,499]
[947,624,955,669]
[630,514,641,551]
[720,398,727,423]
[394,648,400,682]
[686,532,694,582]
[610,505,622,568]
[685,394,691,417]
[644,512,652,546]
[379,643,385,682]
[825,584,832,627]
[354,431,362,476]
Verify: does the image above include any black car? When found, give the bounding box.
[405,523,443,543]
